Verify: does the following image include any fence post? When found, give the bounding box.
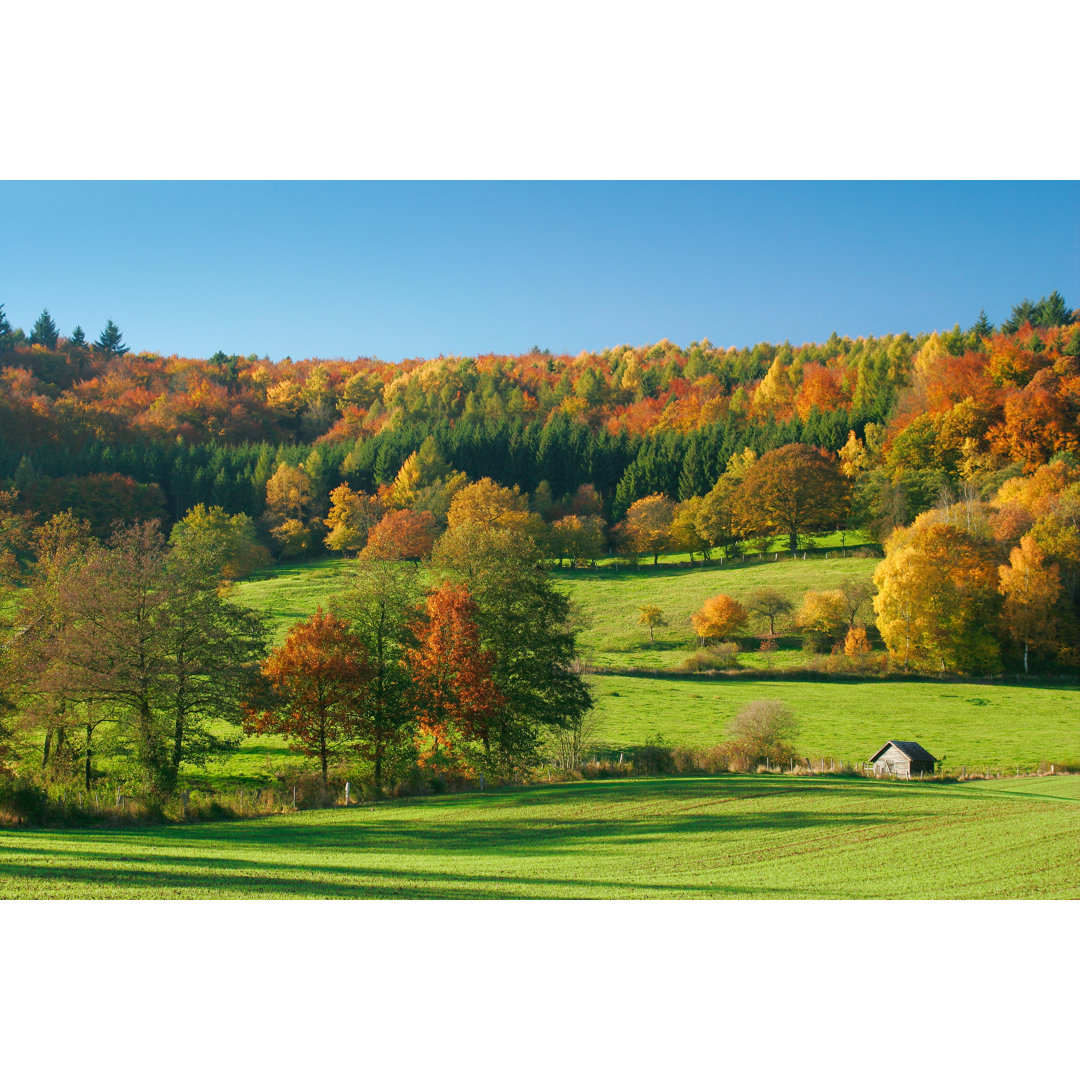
[292,784,297,807]
[345,781,350,805]
[480,774,485,792]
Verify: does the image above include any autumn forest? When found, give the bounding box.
[1,292,1078,816]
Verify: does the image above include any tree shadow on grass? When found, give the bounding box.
[0,855,807,899]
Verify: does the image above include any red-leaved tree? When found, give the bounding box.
[246,608,370,783]
[406,583,504,772]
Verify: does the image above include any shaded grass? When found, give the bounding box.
[1,774,1076,899]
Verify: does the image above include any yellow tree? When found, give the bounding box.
[873,518,1002,674]
[670,496,711,564]
[324,483,380,552]
[446,478,539,535]
[795,590,848,643]
[691,594,748,645]
[638,604,668,643]
[998,534,1061,673]
[621,494,676,565]
[265,462,311,525]
[550,514,605,568]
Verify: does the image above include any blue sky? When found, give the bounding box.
[1,181,1077,362]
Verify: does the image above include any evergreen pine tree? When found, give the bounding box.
[1032,290,1074,328]
[678,440,709,501]
[94,319,130,357]
[969,309,994,338]
[1002,299,1036,334]
[0,304,11,350]
[29,308,60,349]
[69,325,87,347]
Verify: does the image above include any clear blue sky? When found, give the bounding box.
[1,181,1077,362]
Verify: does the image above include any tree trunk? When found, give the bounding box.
[42,725,53,767]
[788,531,798,555]
[1023,638,1029,675]
[85,723,94,790]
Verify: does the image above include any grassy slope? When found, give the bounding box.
[2,774,1076,899]
[555,555,878,670]
[224,553,1080,777]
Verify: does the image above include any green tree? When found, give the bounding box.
[0,304,12,350]
[746,587,793,636]
[432,522,593,769]
[68,325,87,349]
[169,503,270,580]
[19,521,269,795]
[94,319,130,357]
[331,559,422,782]
[29,308,59,349]
[968,310,994,338]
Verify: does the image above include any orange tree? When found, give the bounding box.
[246,608,371,783]
[407,582,504,771]
[362,508,436,562]
[998,534,1062,674]
[732,443,848,554]
[690,594,748,645]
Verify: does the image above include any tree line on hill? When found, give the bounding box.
[1,292,1075,542]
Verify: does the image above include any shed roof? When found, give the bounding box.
[869,740,937,763]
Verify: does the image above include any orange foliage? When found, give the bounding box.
[406,583,504,771]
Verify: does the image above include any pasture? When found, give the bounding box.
[222,553,1080,780]
[1,774,1076,899]
[588,674,1080,771]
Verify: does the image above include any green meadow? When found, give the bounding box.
[2,774,1076,899]
[225,552,1080,778]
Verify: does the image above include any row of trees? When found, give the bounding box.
[0,508,592,794]
[873,459,1080,674]
[0,304,129,357]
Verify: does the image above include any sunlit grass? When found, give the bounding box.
[2,774,1075,899]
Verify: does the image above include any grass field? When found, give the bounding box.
[222,553,1080,779]
[588,674,1080,770]
[2,773,1076,898]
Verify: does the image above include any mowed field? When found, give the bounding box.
[2,774,1077,899]
[224,554,1080,779]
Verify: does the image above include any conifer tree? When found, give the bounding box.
[94,319,130,357]
[29,308,60,349]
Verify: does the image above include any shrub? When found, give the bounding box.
[680,642,741,672]
[0,777,49,825]
[634,735,674,775]
[724,699,799,769]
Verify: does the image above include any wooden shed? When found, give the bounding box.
[869,740,938,777]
